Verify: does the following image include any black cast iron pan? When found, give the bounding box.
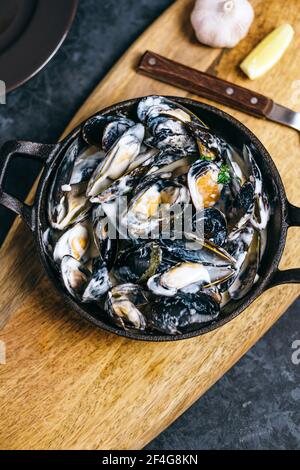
[0,97,299,341]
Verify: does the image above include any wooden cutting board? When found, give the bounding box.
[1,0,300,450]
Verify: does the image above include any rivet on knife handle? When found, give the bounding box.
[138,51,274,119]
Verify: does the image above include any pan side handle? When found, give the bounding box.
[0,140,58,231]
[268,202,300,288]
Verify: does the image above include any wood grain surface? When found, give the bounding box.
[1,0,300,450]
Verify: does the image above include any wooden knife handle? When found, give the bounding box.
[138,51,274,119]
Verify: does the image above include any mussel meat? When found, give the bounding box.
[124,177,190,239]
[188,159,223,210]
[148,260,235,297]
[61,255,91,301]
[53,223,90,264]
[105,284,148,330]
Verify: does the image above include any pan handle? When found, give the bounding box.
[269,202,300,287]
[0,140,58,231]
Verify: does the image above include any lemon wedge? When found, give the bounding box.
[240,24,294,80]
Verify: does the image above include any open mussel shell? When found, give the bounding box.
[82,258,111,303]
[114,241,163,284]
[145,118,197,155]
[87,123,145,198]
[82,113,134,148]
[91,147,159,204]
[102,116,136,152]
[82,114,109,146]
[185,121,226,161]
[147,260,235,297]
[53,223,90,264]
[145,292,220,335]
[188,159,223,211]
[243,145,270,230]
[224,146,245,194]
[42,227,61,259]
[146,153,196,178]
[160,236,235,267]
[61,255,91,301]
[137,97,204,155]
[192,207,228,247]
[124,177,190,240]
[227,225,253,267]
[70,146,105,186]
[137,96,206,128]
[227,227,261,300]
[228,181,255,230]
[48,137,104,230]
[92,205,117,270]
[48,138,78,229]
[105,284,149,331]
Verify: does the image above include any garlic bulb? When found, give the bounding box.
[191,0,254,48]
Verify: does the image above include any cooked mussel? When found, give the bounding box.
[87,123,145,198]
[90,147,158,204]
[114,241,163,284]
[102,117,135,152]
[92,205,117,270]
[188,159,223,210]
[61,255,90,301]
[145,118,197,154]
[148,260,235,297]
[185,121,225,161]
[228,181,255,230]
[124,177,190,239]
[48,138,102,230]
[137,95,206,128]
[105,284,148,330]
[146,292,220,335]
[227,225,261,300]
[243,145,270,230]
[82,113,135,148]
[53,223,90,264]
[192,207,228,246]
[160,237,235,267]
[82,258,111,302]
[138,96,192,125]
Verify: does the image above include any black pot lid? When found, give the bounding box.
[0,0,78,93]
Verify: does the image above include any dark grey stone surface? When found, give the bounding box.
[0,0,299,450]
[147,297,300,450]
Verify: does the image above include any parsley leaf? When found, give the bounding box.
[218,164,231,184]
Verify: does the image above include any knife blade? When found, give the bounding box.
[138,51,300,132]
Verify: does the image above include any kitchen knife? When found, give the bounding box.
[138,51,300,132]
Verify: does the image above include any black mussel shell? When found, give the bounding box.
[82,115,109,146]
[82,113,135,148]
[92,206,118,270]
[186,122,226,161]
[159,237,234,267]
[114,242,162,284]
[82,258,111,302]
[229,181,255,229]
[146,293,220,335]
[193,207,228,247]
[102,117,135,152]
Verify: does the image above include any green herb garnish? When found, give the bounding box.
[218,164,231,184]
